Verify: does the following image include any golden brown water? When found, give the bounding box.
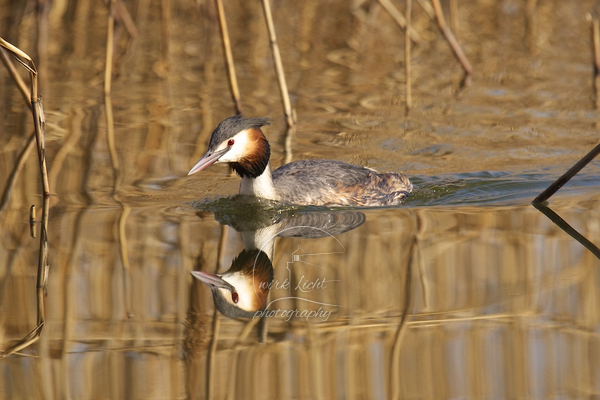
[2,0,600,398]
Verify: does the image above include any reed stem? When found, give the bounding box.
[261,0,295,128]
[431,0,473,87]
[215,0,243,115]
[532,143,600,204]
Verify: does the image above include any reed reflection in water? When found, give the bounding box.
[1,201,599,397]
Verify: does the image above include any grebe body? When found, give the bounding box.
[188,115,412,207]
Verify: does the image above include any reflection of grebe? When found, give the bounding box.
[188,115,412,206]
[192,249,273,318]
[192,210,365,319]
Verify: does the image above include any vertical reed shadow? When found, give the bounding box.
[390,214,417,399]
[204,224,228,399]
[103,0,138,318]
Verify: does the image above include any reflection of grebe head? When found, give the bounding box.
[187,115,271,179]
[191,249,273,319]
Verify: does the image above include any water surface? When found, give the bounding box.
[1,0,600,398]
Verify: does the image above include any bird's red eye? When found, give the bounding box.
[232,292,239,304]
[227,139,235,146]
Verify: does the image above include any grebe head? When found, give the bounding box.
[191,249,273,319]
[188,115,271,178]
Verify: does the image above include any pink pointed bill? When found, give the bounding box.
[191,270,234,291]
[187,148,229,175]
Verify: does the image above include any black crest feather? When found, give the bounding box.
[208,115,271,149]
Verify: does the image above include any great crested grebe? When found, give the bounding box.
[187,115,412,206]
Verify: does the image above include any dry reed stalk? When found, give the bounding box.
[114,0,138,38]
[105,0,120,177]
[261,0,295,128]
[405,0,412,113]
[450,0,459,41]
[416,0,435,19]
[36,0,49,89]
[0,48,31,104]
[29,205,36,238]
[0,37,50,358]
[378,0,423,43]
[282,124,296,165]
[431,0,473,87]
[594,14,600,73]
[215,0,243,114]
[532,143,600,204]
[588,13,600,110]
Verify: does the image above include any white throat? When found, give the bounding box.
[239,163,278,200]
[240,226,277,260]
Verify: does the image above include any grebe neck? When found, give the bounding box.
[239,162,278,200]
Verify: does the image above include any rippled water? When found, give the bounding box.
[1,0,600,398]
